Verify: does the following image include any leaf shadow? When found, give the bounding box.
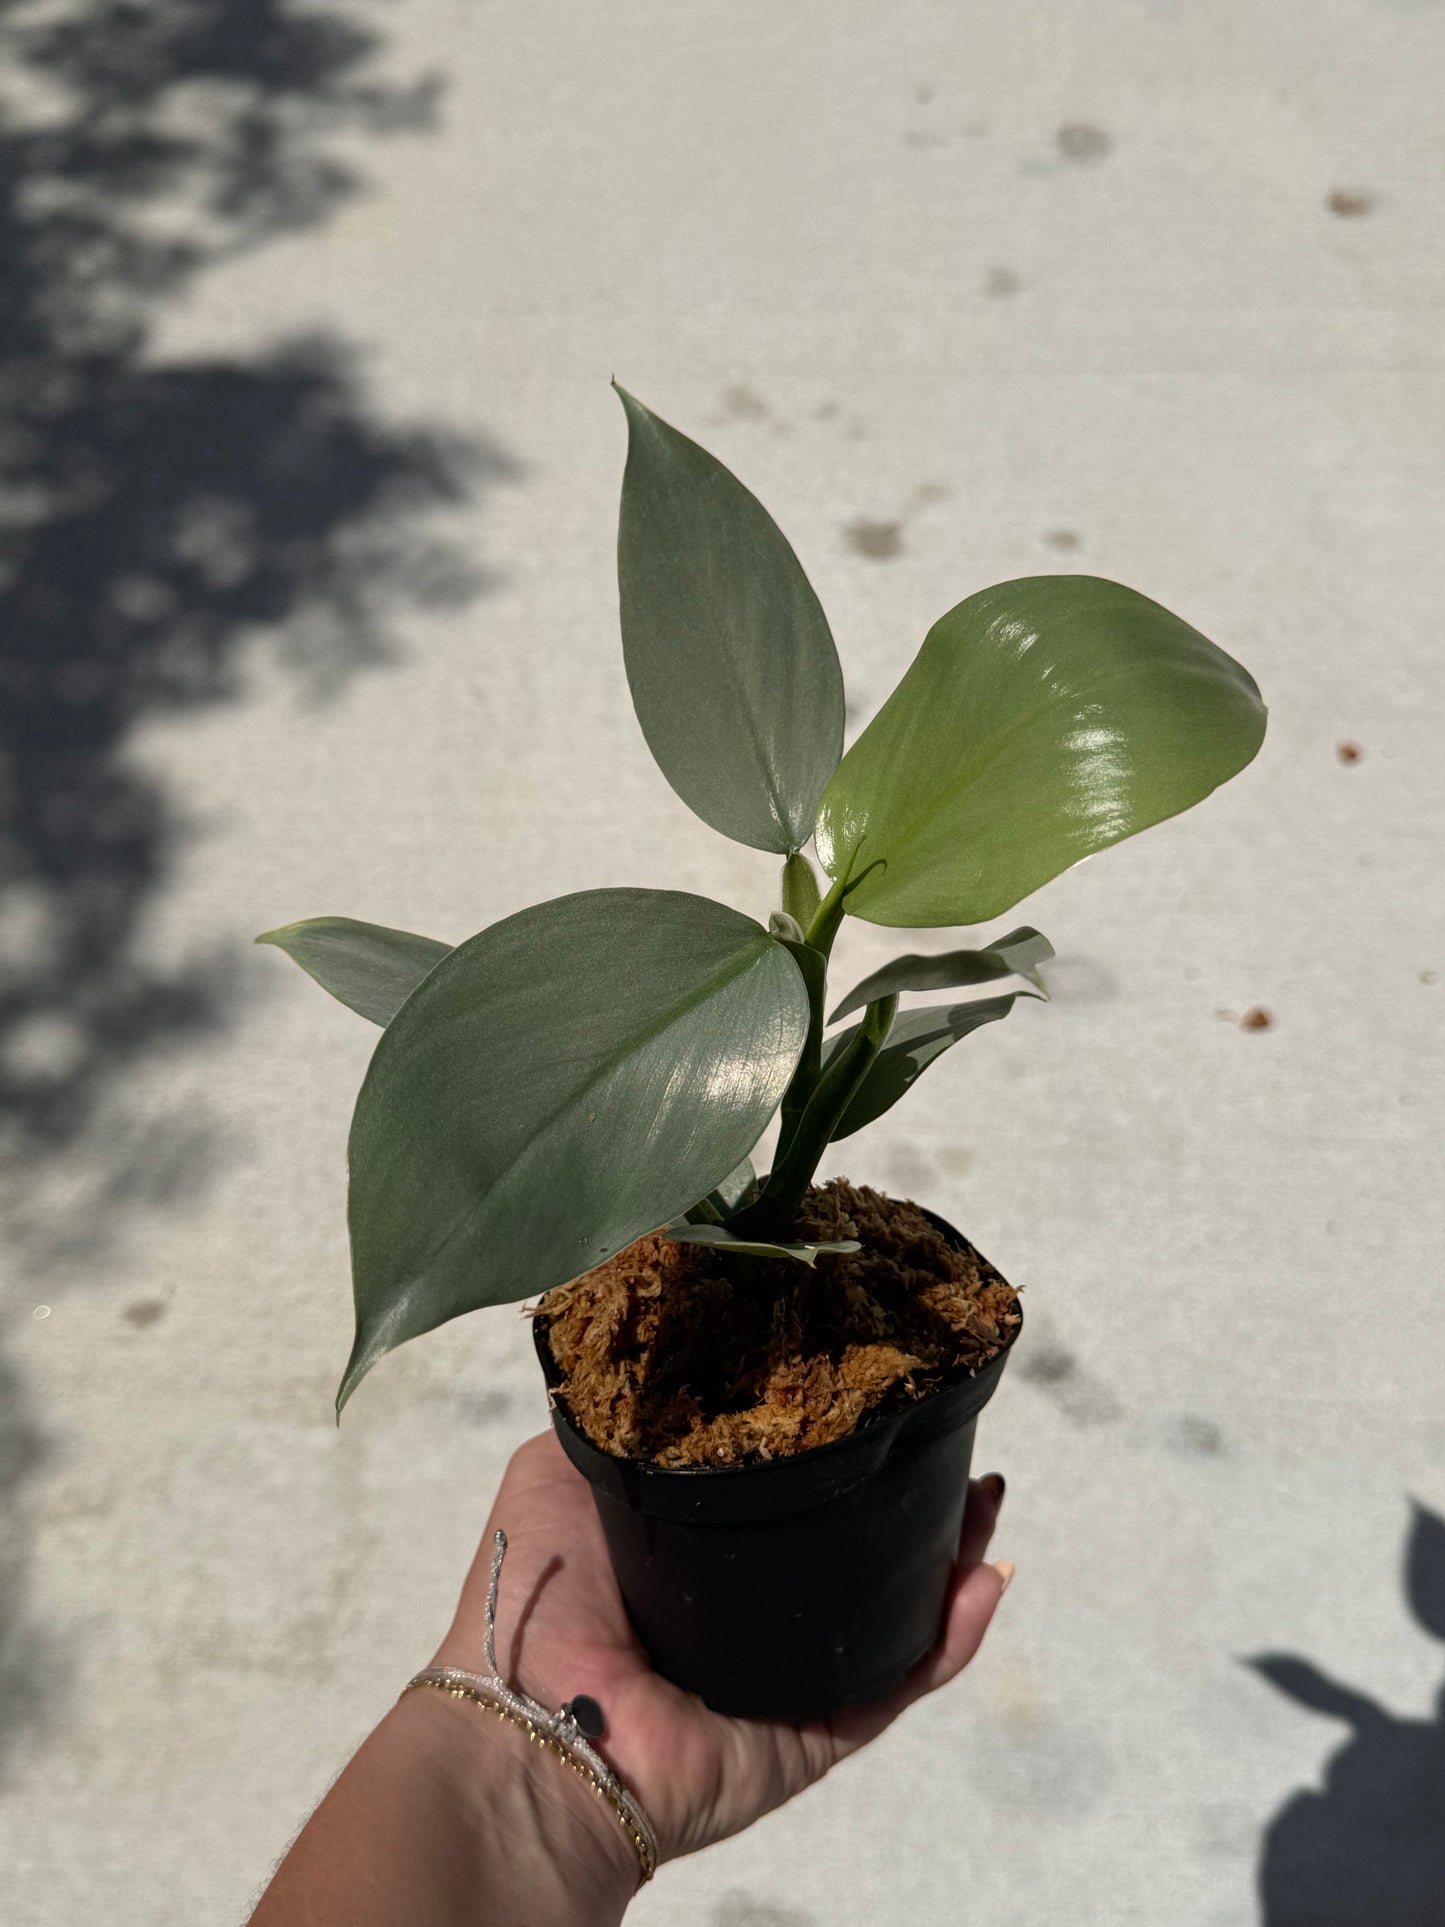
[1247,1502,1445,1923]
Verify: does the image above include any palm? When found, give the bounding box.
[434,1432,1007,1862]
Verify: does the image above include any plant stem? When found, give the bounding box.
[771,938,827,1169]
[803,874,848,958]
[730,993,898,1241]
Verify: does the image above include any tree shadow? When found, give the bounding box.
[1,0,516,1175]
[1248,1502,1445,1925]
[0,0,516,1776]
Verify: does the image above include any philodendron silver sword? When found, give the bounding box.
[260,385,1267,1413]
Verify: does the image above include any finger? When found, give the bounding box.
[906,1556,1013,1701]
[957,1471,1006,1568]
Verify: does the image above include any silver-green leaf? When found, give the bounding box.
[663,1221,861,1266]
[689,1154,761,1222]
[829,926,1054,1024]
[825,993,1032,1141]
[615,385,845,854]
[256,916,453,1026]
[341,890,810,1410]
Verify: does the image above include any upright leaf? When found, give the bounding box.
[781,851,823,929]
[615,386,845,854]
[342,890,809,1409]
[816,575,1267,927]
[830,926,1054,1024]
[824,992,1030,1141]
[256,916,453,1026]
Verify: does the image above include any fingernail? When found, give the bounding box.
[979,1472,1006,1508]
[992,1560,1015,1595]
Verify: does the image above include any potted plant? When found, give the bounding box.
[259,386,1266,1722]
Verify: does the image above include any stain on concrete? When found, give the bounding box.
[1337,741,1363,764]
[1240,1006,1273,1031]
[1043,527,1081,551]
[718,384,770,421]
[1019,1341,1078,1386]
[711,1895,817,1927]
[1058,122,1113,163]
[1019,1339,1121,1424]
[457,1389,515,1426]
[1172,1414,1225,1457]
[813,400,839,421]
[122,1298,167,1329]
[1420,970,1439,985]
[913,481,950,505]
[1327,188,1375,217]
[843,518,904,560]
[984,264,1022,297]
[989,1699,1118,1816]
[886,1143,935,1194]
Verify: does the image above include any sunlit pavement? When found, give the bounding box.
[2,5,1442,1923]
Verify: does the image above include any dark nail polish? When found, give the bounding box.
[980,1472,1006,1507]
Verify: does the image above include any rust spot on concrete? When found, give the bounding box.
[1240,1006,1273,1031]
[1328,188,1374,217]
[1336,740,1363,764]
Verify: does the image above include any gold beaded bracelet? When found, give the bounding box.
[400,1533,658,1888]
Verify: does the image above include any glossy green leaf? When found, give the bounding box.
[615,386,845,854]
[256,916,452,1026]
[816,575,1267,927]
[341,890,809,1410]
[825,993,1030,1141]
[662,1221,860,1266]
[829,926,1054,1024]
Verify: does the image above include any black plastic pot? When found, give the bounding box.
[534,1211,1019,1722]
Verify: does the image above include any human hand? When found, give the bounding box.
[432,1430,1012,1863]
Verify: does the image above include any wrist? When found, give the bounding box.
[393,1684,640,1922]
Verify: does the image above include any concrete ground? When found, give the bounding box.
[2,1,1443,1921]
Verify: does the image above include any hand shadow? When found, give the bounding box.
[1248,1502,1445,1925]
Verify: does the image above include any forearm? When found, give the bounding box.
[249,1687,637,1927]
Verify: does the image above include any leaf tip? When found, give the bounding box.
[335,1338,376,1419]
